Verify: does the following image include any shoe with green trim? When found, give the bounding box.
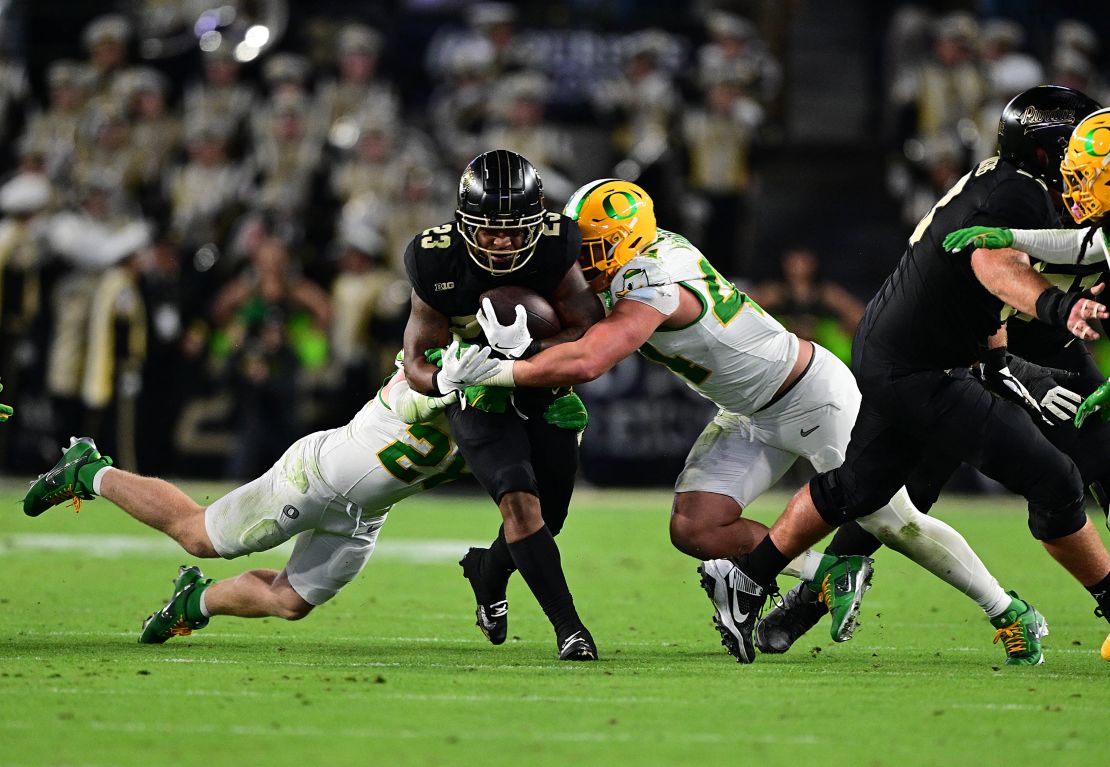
[808,554,873,643]
[23,437,113,517]
[991,591,1047,666]
[139,565,212,644]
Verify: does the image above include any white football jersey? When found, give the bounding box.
[606,229,798,415]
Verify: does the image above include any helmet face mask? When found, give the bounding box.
[1061,107,1110,224]
[455,150,545,275]
[997,85,1101,191]
[564,179,656,292]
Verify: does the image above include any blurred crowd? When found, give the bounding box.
[884,9,1109,230]
[0,2,783,477]
[0,2,1106,480]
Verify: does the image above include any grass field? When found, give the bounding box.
[1,480,1109,767]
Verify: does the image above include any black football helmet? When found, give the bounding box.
[456,149,546,274]
[997,85,1101,191]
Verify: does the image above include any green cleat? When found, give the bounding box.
[808,554,874,642]
[139,566,212,644]
[991,591,1048,666]
[23,437,113,517]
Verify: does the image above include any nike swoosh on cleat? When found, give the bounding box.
[800,425,820,437]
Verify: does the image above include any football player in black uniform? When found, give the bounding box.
[402,150,604,660]
[712,85,1110,660]
[759,90,1110,655]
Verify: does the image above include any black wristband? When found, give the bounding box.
[520,340,542,359]
[432,370,445,396]
[1035,287,1079,329]
[982,345,1007,372]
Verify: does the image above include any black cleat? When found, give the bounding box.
[697,559,768,663]
[460,547,508,645]
[754,581,827,654]
[557,628,598,661]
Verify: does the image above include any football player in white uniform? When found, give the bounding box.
[453,178,1043,664]
[20,350,514,643]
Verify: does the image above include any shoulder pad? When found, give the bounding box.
[610,255,676,298]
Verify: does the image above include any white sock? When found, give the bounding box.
[857,487,1010,618]
[782,549,825,581]
[92,465,114,495]
[198,588,212,618]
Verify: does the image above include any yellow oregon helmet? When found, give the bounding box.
[563,179,657,291]
[1062,107,1110,224]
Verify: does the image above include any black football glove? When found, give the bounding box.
[981,346,1082,426]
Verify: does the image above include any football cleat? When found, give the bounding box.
[698,559,769,663]
[755,581,827,654]
[23,436,113,517]
[809,554,873,643]
[557,628,598,661]
[459,547,509,645]
[991,592,1048,666]
[139,565,212,644]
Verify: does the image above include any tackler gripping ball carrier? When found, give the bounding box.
[1061,107,1110,224]
[456,149,546,275]
[563,179,657,292]
[997,85,1101,191]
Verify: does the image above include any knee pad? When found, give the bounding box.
[810,469,897,528]
[1026,463,1087,540]
[489,462,538,504]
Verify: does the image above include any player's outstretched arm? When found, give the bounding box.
[509,298,666,387]
[946,225,1105,266]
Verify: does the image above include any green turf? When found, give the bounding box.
[1,480,1108,767]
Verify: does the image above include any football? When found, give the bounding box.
[479,285,562,340]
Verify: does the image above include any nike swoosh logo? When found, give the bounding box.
[728,579,748,623]
[800,425,820,437]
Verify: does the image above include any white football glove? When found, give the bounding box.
[476,298,533,359]
[436,340,500,395]
[1040,385,1084,423]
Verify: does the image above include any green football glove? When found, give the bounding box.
[544,392,588,431]
[942,226,1014,252]
[463,384,513,413]
[0,382,12,423]
[1075,379,1110,428]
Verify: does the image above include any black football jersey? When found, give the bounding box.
[404,212,581,339]
[857,157,1059,369]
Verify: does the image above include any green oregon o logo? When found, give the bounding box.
[1083,125,1110,157]
[602,191,639,220]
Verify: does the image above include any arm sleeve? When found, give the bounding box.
[1009,228,1104,266]
[386,379,457,424]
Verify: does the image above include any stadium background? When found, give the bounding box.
[0,0,1106,487]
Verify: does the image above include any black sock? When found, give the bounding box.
[507,525,582,637]
[1086,571,1110,621]
[482,526,516,585]
[733,535,790,590]
[824,521,883,558]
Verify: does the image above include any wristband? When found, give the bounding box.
[981,345,1007,370]
[520,340,542,359]
[432,369,446,396]
[1035,287,1079,329]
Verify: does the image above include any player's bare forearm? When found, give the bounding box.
[970,247,1050,317]
[402,290,450,395]
[514,300,662,386]
[541,266,605,350]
